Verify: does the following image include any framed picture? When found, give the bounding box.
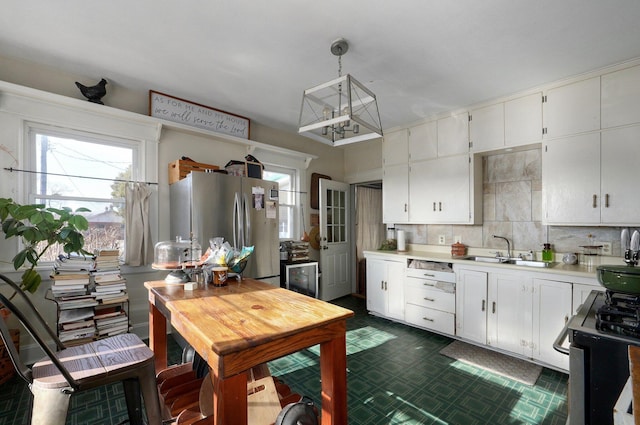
[148,90,250,139]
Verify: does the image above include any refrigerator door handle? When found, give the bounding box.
[243,193,251,247]
[233,192,241,249]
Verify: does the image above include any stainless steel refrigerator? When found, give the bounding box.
[170,172,280,282]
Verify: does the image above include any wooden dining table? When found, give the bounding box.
[145,279,354,425]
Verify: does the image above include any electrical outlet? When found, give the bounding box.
[599,242,612,256]
[438,235,446,245]
[454,235,462,244]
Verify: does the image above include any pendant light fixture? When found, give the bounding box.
[298,38,383,147]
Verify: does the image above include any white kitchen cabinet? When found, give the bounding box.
[382,129,409,166]
[455,268,488,344]
[532,278,572,371]
[408,120,438,162]
[505,92,543,147]
[366,256,405,320]
[382,163,409,223]
[409,154,479,224]
[600,126,640,224]
[543,126,640,225]
[404,262,456,336]
[487,273,531,356]
[543,76,600,139]
[437,112,469,157]
[456,265,573,371]
[470,103,504,152]
[542,133,600,224]
[602,64,640,129]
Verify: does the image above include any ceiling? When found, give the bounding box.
[2,1,640,142]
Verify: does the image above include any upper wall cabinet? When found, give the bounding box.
[542,125,640,226]
[505,92,543,147]
[382,129,409,166]
[408,120,437,162]
[437,113,469,157]
[543,76,600,139]
[602,64,640,129]
[469,103,504,152]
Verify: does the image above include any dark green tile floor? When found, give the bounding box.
[0,295,568,424]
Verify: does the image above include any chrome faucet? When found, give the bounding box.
[493,235,512,259]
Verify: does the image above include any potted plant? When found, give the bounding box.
[0,197,91,297]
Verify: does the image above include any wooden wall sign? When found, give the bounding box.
[149,90,250,139]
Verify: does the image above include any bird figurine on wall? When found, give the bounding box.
[75,78,107,104]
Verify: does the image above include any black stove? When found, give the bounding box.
[567,290,640,424]
[596,290,640,338]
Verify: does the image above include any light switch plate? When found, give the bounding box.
[599,242,612,255]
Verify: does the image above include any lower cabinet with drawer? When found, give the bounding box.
[404,260,456,336]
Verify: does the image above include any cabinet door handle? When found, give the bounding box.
[438,201,442,211]
[481,300,486,312]
[605,194,609,208]
[381,280,384,290]
[492,301,496,314]
[423,297,435,302]
[592,194,597,208]
[422,317,434,322]
[384,281,388,290]
[404,203,408,212]
[432,202,436,211]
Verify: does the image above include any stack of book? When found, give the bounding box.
[58,307,96,344]
[94,305,129,337]
[91,249,128,305]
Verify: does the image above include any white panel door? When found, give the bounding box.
[319,179,351,301]
[532,278,572,371]
[601,126,640,225]
[505,92,543,147]
[455,269,488,344]
[382,163,409,223]
[543,77,600,139]
[542,133,600,224]
[470,102,504,152]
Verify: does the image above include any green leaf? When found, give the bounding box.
[20,269,41,294]
[12,250,27,270]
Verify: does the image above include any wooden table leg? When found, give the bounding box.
[149,301,167,372]
[320,327,348,425]
[212,372,248,425]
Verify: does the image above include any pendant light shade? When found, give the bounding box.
[298,38,383,147]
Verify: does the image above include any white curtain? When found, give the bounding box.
[355,187,385,260]
[125,182,153,266]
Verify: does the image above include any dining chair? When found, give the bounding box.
[0,274,162,425]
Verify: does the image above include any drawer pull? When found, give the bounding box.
[423,273,435,277]
[423,297,435,302]
[422,317,434,322]
[423,282,435,287]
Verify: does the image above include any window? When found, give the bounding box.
[26,124,142,261]
[263,165,297,240]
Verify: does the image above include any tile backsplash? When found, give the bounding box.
[395,147,636,258]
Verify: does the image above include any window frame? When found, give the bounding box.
[22,121,157,267]
[263,164,300,241]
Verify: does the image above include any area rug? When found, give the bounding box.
[439,340,542,386]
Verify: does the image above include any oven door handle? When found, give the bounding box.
[553,319,571,355]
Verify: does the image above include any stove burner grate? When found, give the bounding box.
[596,290,640,338]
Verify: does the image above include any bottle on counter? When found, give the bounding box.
[542,243,554,262]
